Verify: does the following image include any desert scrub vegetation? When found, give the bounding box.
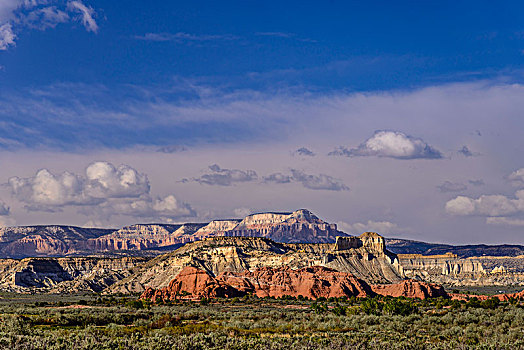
[0,294,523,349]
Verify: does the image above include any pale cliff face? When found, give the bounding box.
[236,213,290,227]
[195,220,241,234]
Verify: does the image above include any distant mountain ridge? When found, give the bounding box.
[0,211,523,259]
[0,209,346,258]
[386,238,524,258]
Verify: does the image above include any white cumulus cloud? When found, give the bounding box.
[330,130,442,159]
[7,161,195,221]
[0,23,16,50]
[184,164,258,186]
[445,183,524,218]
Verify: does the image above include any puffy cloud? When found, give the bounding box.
[457,145,479,157]
[85,162,150,199]
[67,1,97,33]
[330,131,442,159]
[337,220,398,234]
[8,162,150,210]
[445,196,477,216]
[7,161,196,221]
[8,169,97,210]
[437,181,467,193]
[0,23,15,50]
[445,191,524,217]
[508,168,524,187]
[187,164,258,186]
[293,147,315,157]
[264,169,349,191]
[290,169,349,191]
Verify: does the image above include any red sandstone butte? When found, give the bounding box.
[224,266,374,299]
[141,266,450,302]
[372,279,448,299]
[141,265,374,301]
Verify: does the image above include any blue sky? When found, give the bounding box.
[1,1,524,244]
[2,1,524,92]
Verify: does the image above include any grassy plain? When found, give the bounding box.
[0,293,522,349]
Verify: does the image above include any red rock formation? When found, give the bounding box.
[491,289,524,301]
[228,266,373,299]
[450,289,524,302]
[372,279,448,299]
[141,266,245,302]
[142,265,375,301]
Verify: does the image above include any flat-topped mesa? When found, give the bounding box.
[228,209,341,243]
[333,232,387,253]
[235,212,291,227]
[194,220,241,236]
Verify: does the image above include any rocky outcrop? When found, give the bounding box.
[110,233,405,294]
[398,253,485,278]
[0,256,147,293]
[372,280,448,299]
[395,253,524,287]
[141,265,374,302]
